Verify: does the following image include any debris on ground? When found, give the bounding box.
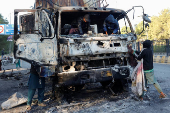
[0,68,30,80]
[1,92,27,110]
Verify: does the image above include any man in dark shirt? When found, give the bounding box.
[132,40,166,100]
[69,14,91,34]
[1,48,4,59]
[26,65,46,110]
[0,59,2,71]
[103,14,119,35]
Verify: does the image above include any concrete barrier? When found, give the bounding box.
[153,56,170,64]
[153,56,157,62]
[167,56,170,64]
[155,56,161,63]
[161,56,166,63]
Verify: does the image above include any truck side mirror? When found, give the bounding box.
[143,14,151,23]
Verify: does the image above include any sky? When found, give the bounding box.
[0,0,170,24]
[0,0,35,24]
[107,0,170,16]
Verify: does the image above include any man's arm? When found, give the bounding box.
[78,17,83,34]
[103,21,107,34]
[88,22,91,31]
[133,50,144,60]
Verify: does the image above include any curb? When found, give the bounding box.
[153,56,170,64]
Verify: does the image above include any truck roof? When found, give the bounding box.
[57,6,126,14]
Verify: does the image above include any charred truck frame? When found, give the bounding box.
[14,5,150,90]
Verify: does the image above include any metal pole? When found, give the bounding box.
[137,42,140,51]
[8,42,11,55]
[151,41,153,53]
[10,13,11,24]
[166,39,169,56]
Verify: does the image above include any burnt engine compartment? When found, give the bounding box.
[61,57,127,72]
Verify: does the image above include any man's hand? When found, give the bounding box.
[131,49,134,54]
[106,31,108,34]
[127,45,134,54]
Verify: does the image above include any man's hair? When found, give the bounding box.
[83,14,90,22]
[143,40,152,48]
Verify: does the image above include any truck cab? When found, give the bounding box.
[14,6,143,88]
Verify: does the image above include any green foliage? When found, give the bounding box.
[0,36,12,55]
[0,13,12,55]
[148,9,170,40]
[0,13,8,24]
[120,26,131,34]
[134,9,170,41]
[153,45,166,52]
[134,21,148,41]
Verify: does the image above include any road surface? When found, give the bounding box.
[0,63,170,113]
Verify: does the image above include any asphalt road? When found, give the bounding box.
[70,63,170,113]
[1,63,170,113]
[123,63,170,113]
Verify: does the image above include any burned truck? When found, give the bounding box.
[14,5,150,91]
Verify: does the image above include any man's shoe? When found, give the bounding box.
[32,100,38,105]
[159,92,167,98]
[38,102,46,107]
[139,97,143,101]
[26,105,31,111]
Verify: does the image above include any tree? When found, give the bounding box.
[135,21,147,41]
[121,22,147,41]
[120,26,131,34]
[0,14,8,24]
[0,13,10,55]
[148,9,170,40]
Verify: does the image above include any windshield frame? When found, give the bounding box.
[57,9,134,38]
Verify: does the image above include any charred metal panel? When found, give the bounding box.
[35,0,101,8]
[15,34,58,65]
[35,0,84,8]
[57,66,129,86]
[20,13,35,33]
[14,4,137,88]
[60,35,135,57]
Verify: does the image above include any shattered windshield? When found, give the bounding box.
[60,12,132,37]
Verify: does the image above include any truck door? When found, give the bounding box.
[14,9,57,65]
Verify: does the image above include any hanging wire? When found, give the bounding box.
[60,0,68,6]
[89,0,101,7]
[84,0,92,5]
[78,0,85,6]
[89,0,106,7]
[133,8,135,19]
[124,17,128,33]
[100,0,104,7]
[47,0,61,7]
[104,0,107,5]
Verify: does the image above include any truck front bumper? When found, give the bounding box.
[57,66,130,86]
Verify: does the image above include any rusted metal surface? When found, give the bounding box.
[57,66,129,86]
[15,34,58,65]
[59,36,133,57]
[14,4,137,87]
[35,0,101,8]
